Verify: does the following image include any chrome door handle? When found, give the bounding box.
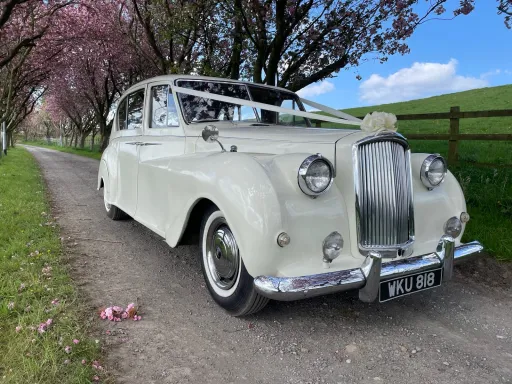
[141,143,162,146]
[126,141,143,146]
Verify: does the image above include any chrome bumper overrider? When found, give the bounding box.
[253,238,483,302]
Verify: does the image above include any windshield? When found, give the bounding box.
[177,80,258,123]
[176,80,310,127]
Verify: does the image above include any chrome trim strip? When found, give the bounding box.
[253,240,482,301]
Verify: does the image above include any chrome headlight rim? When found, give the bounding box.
[298,154,334,197]
[420,154,447,190]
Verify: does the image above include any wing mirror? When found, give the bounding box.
[202,125,225,152]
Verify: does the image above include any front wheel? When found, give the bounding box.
[200,207,268,316]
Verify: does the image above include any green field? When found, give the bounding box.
[325,85,512,260]
[0,148,106,383]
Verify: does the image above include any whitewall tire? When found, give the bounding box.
[200,206,269,316]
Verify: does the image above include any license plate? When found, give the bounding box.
[379,268,442,302]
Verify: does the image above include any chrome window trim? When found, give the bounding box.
[352,132,415,258]
[297,154,335,198]
[420,154,447,190]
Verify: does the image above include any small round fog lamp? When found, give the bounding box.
[460,212,470,223]
[277,232,291,247]
[444,217,462,238]
[322,232,343,262]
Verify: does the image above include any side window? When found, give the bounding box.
[117,98,127,130]
[127,90,145,130]
[150,85,179,128]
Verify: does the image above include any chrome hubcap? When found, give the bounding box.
[205,217,239,290]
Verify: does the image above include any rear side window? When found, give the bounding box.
[150,85,179,128]
[117,98,127,130]
[127,90,145,130]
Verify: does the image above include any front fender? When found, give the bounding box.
[165,151,353,278]
[410,153,467,255]
[164,152,283,277]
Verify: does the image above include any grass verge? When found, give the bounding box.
[21,140,102,160]
[0,148,106,383]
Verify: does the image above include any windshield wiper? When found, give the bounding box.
[191,119,220,123]
[250,123,270,126]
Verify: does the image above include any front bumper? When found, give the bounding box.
[253,238,483,302]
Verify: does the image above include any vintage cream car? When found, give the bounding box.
[98,75,483,316]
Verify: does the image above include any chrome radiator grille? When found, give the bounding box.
[355,137,413,252]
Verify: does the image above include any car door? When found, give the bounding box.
[135,82,186,236]
[116,86,146,216]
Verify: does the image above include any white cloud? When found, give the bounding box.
[359,59,488,104]
[297,80,335,98]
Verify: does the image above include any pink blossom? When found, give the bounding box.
[46,318,53,326]
[92,361,103,370]
[73,339,80,344]
[64,346,71,353]
[93,376,100,382]
[15,326,22,333]
[51,299,59,305]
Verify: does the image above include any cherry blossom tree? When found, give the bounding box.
[44,0,146,149]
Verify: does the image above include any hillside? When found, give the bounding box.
[316,84,512,165]
[342,84,512,117]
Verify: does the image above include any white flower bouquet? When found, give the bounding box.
[360,112,397,133]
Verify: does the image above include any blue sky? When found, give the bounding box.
[297,2,512,109]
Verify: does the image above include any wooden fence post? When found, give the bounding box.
[448,106,460,166]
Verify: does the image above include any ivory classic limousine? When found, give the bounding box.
[98,75,483,316]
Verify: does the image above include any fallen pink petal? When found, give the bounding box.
[7,302,15,310]
[82,359,87,365]
[15,326,22,333]
[73,339,80,344]
[98,303,142,322]
[64,346,71,353]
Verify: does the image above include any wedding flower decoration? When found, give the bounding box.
[360,112,397,133]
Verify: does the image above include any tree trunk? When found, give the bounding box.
[78,133,86,149]
[74,134,78,148]
[90,133,95,151]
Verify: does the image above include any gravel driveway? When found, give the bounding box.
[25,145,512,384]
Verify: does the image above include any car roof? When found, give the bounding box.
[123,74,297,96]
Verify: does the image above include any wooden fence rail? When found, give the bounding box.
[315,106,512,166]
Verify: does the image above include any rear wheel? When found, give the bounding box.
[200,206,268,316]
[103,182,128,220]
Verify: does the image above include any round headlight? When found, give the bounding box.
[421,154,447,190]
[298,154,334,196]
